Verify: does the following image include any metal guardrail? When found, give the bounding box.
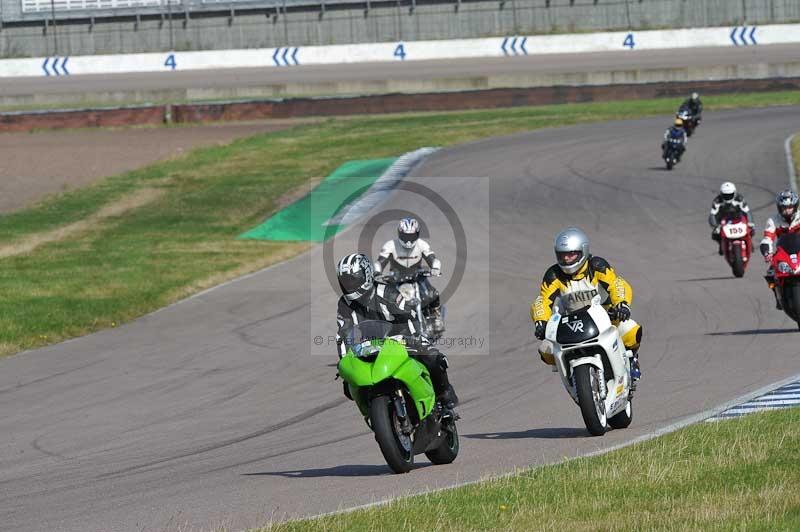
[22,0,179,13]
[11,0,367,19]
[6,0,607,21]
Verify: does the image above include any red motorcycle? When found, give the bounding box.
[719,214,752,277]
[770,231,800,329]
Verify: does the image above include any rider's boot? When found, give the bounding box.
[711,230,722,255]
[426,352,459,409]
[630,349,641,388]
[435,367,459,409]
[772,286,783,310]
[430,306,445,335]
[440,384,459,410]
[765,275,783,310]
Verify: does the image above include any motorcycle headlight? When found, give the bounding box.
[352,341,379,358]
[778,261,793,274]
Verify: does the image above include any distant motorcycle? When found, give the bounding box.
[538,294,635,436]
[769,232,800,330]
[376,269,445,342]
[677,105,700,137]
[719,214,753,278]
[663,136,684,170]
[338,320,459,473]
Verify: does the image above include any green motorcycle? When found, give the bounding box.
[338,320,459,473]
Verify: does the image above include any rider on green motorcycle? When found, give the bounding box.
[335,253,459,408]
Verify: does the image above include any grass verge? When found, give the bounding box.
[266,407,800,531]
[792,133,800,184]
[2,90,800,356]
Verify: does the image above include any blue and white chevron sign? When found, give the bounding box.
[501,36,528,56]
[272,47,300,66]
[730,26,758,46]
[42,56,70,76]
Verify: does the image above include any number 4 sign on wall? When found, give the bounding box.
[623,34,635,49]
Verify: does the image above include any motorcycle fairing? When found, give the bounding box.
[547,302,631,417]
[338,338,436,419]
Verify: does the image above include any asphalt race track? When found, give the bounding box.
[1,106,800,531]
[1,44,798,98]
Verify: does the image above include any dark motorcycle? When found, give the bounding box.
[662,136,684,170]
[677,105,700,137]
[376,269,445,342]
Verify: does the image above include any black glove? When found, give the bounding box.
[613,302,632,322]
[534,320,546,340]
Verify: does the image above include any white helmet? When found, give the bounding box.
[398,217,420,249]
[720,182,736,203]
[554,227,590,275]
[691,92,699,101]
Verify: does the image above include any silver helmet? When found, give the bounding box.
[776,189,800,224]
[554,227,590,275]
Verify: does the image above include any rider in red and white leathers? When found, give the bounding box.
[760,190,800,309]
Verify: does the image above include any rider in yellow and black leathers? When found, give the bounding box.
[531,227,642,381]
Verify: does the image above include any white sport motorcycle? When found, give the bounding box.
[539,293,634,436]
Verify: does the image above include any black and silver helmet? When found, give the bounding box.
[554,227,590,275]
[336,253,374,302]
[776,189,800,224]
[398,217,420,249]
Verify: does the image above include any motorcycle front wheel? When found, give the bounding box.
[608,398,633,429]
[574,365,608,436]
[782,279,800,327]
[370,395,414,473]
[731,244,745,278]
[425,418,459,465]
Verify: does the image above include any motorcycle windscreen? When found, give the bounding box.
[341,320,393,353]
[556,310,600,345]
[776,233,800,255]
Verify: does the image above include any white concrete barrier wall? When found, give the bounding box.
[2,23,799,78]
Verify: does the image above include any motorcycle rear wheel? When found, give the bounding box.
[666,159,673,171]
[574,365,608,436]
[370,395,414,473]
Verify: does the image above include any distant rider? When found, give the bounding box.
[662,118,688,161]
[335,253,459,407]
[708,181,754,255]
[374,217,444,334]
[681,92,703,121]
[760,190,800,309]
[531,228,643,382]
